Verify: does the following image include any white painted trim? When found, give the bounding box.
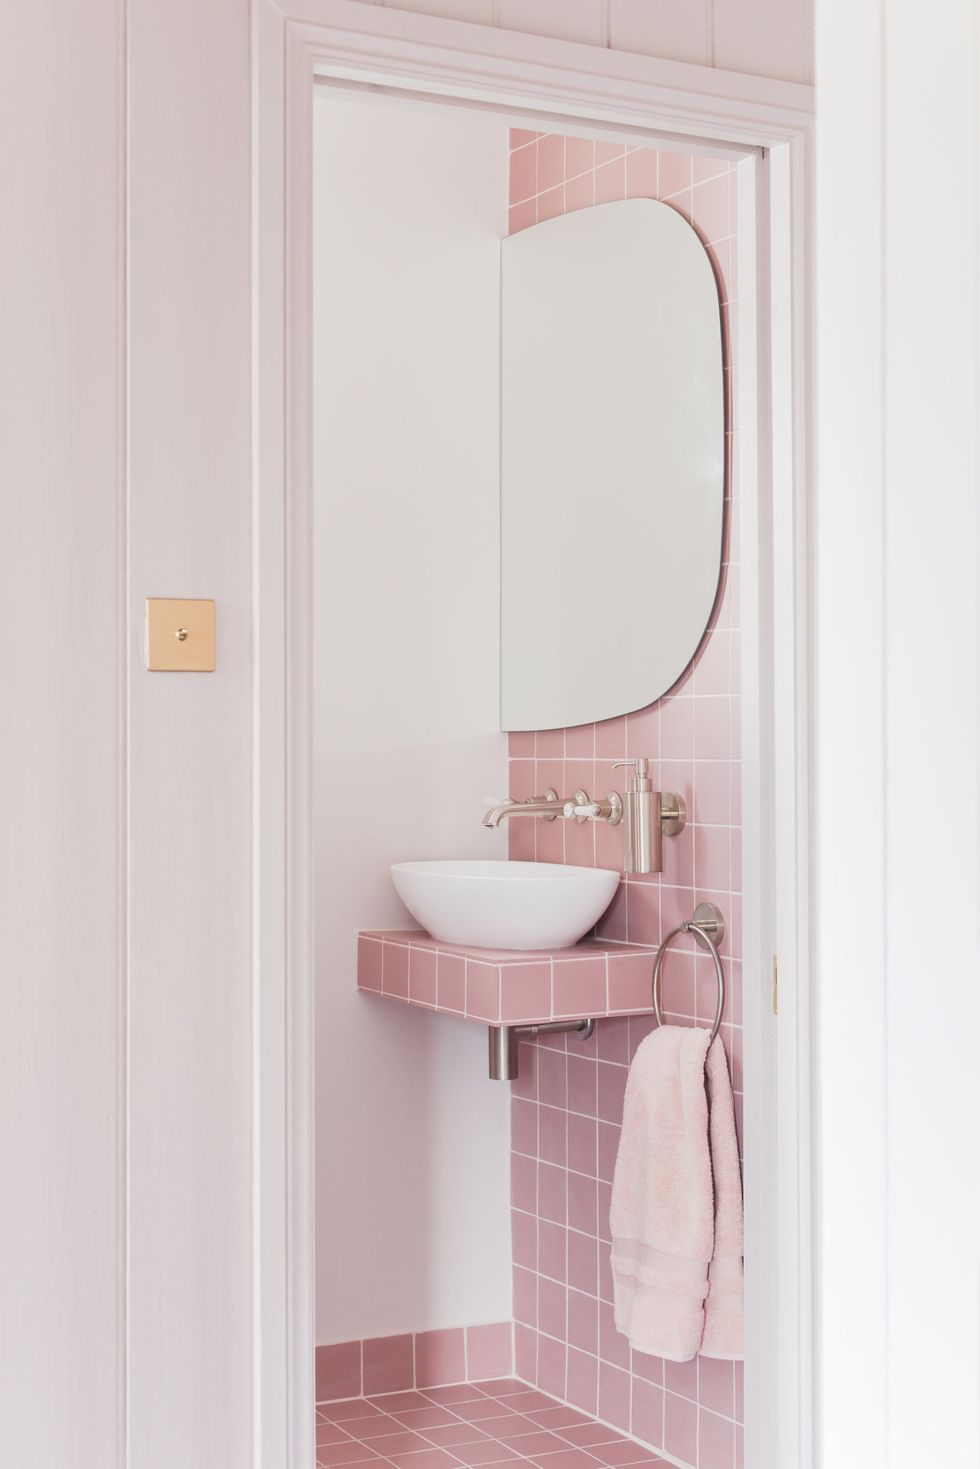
[252,6,814,1465]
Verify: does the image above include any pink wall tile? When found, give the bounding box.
[363,1334,415,1395]
[505,128,742,1469]
[316,1340,362,1401]
[466,1323,513,1381]
[415,1329,466,1389]
[358,937,383,993]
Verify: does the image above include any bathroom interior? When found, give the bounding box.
[313,86,745,1469]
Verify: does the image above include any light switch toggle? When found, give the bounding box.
[145,598,216,671]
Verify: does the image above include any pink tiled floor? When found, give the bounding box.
[316,1380,670,1469]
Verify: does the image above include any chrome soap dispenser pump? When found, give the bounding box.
[612,758,686,874]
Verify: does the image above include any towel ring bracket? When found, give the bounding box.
[651,901,726,1043]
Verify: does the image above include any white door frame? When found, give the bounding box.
[251,4,814,1465]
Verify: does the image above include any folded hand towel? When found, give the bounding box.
[700,1035,744,1359]
[609,1024,743,1363]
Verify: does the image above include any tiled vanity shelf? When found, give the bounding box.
[357,930,657,1027]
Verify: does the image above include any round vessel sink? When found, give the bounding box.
[390,859,620,951]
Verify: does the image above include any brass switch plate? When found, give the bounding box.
[145,598,216,672]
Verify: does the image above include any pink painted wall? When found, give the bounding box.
[506,132,743,1469]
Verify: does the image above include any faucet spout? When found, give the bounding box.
[482,789,561,828]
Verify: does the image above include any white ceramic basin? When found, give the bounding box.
[390,860,620,951]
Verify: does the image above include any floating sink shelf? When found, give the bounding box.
[357,929,659,1078]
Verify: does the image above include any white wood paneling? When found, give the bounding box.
[0,2,125,1464]
[126,0,253,1464]
[609,0,711,70]
[815,0,980,1463]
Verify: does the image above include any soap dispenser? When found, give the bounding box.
[613,758,686,874]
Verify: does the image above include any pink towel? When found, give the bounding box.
[609,1025,743,1362]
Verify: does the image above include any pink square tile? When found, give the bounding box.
[414,1329,466,1390]
[382,943,410,1000]
[698,1398,735,1455]
[514,1210,537,1269]
[539,1162,567,1224]
[594,141,625,166]
[466,1323,513,1381]
[658,149,692,197]
[558,1424,626,1449]
[597,1121,619,1184]
[369,1393,432,1413]
[511,128,540,149]
[459,1443,523,1466]
[317,1444,381,1467]
[539,1104,567,1167]
[596,1063,627,1125]
[595,159,626,204]
[510,1430,569,1458]
[358,938,383,993]
[538,1218,567,1281]
[598,1364,631,1432]
[564,171,596,214]
[659,696,694,759]
[629,1379,664,1449]
[566,1056,597,1116]
[316,1424,356,1446]
[361,1431,432,1455]
[663,1392,697,1464]
[567,1171,598,1236]
[537,186,564,224]
[514,1325,537,1384]
[538,1276,567,1339]
[480,1414,540,1440]
[567,1229,598,1296]
[409,947,438,1007]
[455,1399,513,1424]
[386,1452,463,1469]
[537,1046,567,1107]
[535,1336,568,1404]
[438,953,465,1013]
[466,961,501,1022]
[606,951,653,1013]
[565,1348,598,1417]
[506,1389,558,1412]
[564,135,594,177]
[596,1016,630,1064]
[553,959,606,1019]
[330,1399,384,1421]
[567,1290,598,1355]
[511,1097,537,1157]
[625,881,658,948]
[333,1413,390,1438]
[734,1360,744,1423]
[567,1112,597,1176]
[316,1341,362,1403]
[510,142,537,204]
[629,1352,663,1386]
[514,1264,537,1327]
[664,1356,697,1402]
[694,696,731,762]
[625,147,658,198]
[693,175,731,245]
[363,1336,414,1396]
[598,1301,629,1370]
[537,133,565,193]
[501,963,552,1021]
[512,1151,537,1213]
[527,1407,591,1430]
[423,1425,492,1448]
[594,715,626,759]
[391,1408,460,1430]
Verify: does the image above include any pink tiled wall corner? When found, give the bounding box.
[506,130,743,1469]
[317,1325,515,1403]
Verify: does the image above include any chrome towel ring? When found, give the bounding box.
[651,902,726,1042]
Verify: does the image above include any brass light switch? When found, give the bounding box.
[145,598,216,672]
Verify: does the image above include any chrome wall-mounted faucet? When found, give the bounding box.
[612,758,685,873]
[481,757,684,874]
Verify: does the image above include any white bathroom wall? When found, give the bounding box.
[313,92,512,1342]
[0,3,124,1462]
[815,0,980,1464]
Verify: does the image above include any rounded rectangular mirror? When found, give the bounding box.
[500,197,725,731]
